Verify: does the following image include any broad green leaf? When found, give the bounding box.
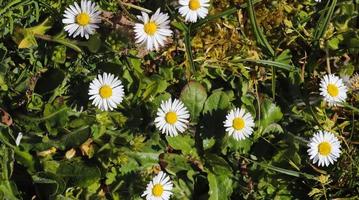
[33,172,66,199]
[57,161,101,187]
[207,172,233,200]
[180,81,207,120]
[58,126,90,150]
[204,154,232,176]
[12,18,52,49]
[257,99,283,138]
[203,90,230,114]
[162,153,192,175]
[166,135,197,157]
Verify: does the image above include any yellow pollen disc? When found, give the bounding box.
[76,13,90,26]
[99,85,113,99]
[189,0,201,10]
[318,142,332,156]
[144,21,157,35]
[327,84,339,97]
[232,117,245,130]
[152,184,164,197]
[165,112,178,124]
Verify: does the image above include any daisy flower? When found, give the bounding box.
[319,74,348,106]
[134,8,173,51]
[142,171,173,200]
[178,0,210,23]
[62,0,101,39]
[88,73,124,111]
[224,108,255,141]
[155,99,190,136]
[307,131,341,167]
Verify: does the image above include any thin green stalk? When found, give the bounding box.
[34,34,83,53]
[242,156,316,180]
[118,0,138,22]
[313,0,337,41]
[341,103,359,113]
[121,2,152,13]
[234,59,295,71]
[184,26,196,74]
[15,107,68,122]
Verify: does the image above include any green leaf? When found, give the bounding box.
[204,154,232,176]
[207,172,233,200]
[78,34,101,53]
[57,161,101,187]
[162,153,192,174]
[257,100,283,138]
[166,135,197,156]
[180,81,207,120]
[33,172,66,199]
[12,18,52,49]
[203,90,230,114]
[58,126,90,150]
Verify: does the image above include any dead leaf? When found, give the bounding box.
[0,108,13,126]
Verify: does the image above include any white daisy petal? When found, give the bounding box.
[178,0,209,23]
[142,171,173,200]
[307,131,341,167]
[133,9,173,51]
[319,74,348,107]
[62,0,101,39]
[224,108,255,141]
[155,99,190,136]
[88,73,125,111]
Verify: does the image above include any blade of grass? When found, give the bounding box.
[244,157,316,180]
[34,34,83,53]
[234,59,295,71]
[341,103,359,113]
[184,26,196,73]
[246,0,274,56]
[313,0,337,41]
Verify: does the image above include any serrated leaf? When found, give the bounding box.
[203,90,230,114]
[257,99,283,138]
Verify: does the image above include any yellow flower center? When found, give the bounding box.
[76,13,90,26]
[165,112,177,124]
[99,85,113,99]
[232,117,245,130]
[318,142,332,156]
[152,184,164,197]
[327,84,339,97]
[144,21,157,35]
[189,0,201,10]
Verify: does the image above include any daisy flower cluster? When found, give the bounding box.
[304,73,349,167]
[58,1,353,198]
[62,0,210,51]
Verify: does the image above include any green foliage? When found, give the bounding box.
[0,0,358,199]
